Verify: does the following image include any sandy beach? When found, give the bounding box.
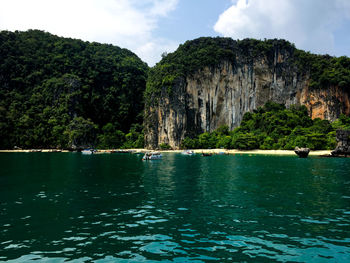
[158,149,332,156]
[0,149,70,153]
[0,148,332,156]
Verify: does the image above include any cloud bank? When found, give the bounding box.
[0,0,179,65]
[214,0,350,55]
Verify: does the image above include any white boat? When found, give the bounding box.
[82,149,94,155]
[181,150,195,155]
[142,152,162,160]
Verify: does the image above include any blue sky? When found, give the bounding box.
[1,0,349,66]
[153,0,232,42]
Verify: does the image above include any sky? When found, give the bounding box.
[0,0,349,66]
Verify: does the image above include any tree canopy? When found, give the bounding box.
[181,102,350,150]
[1,33,349,150]
[0,30,148,149]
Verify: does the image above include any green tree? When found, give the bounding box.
[181,137,199,149]
[198,132,217,149]
[0,30,148,149]
[216,135,232,149]
[98,123,125,149]
[65,117,98,149]
[232,133,259,150]
[159,143,172,150]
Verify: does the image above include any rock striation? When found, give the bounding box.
[145,38,350,149]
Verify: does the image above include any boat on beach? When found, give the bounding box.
[142,152,162,160]
[181,150,195,155]
[82,149,95,155]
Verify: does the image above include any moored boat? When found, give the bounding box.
[181,150,195,155]
[142,152,162,160]
[82,149,95,155]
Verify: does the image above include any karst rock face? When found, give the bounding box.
[332,129,350,156]
[145,38,350,149]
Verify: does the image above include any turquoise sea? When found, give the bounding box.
[0,153,350,262]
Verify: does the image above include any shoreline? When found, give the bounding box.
[159,149,332,156]
[0,149,332,156]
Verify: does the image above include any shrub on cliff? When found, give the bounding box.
[332,114,350,130]
[294,52,350,89]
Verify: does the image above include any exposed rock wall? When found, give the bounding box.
[145,51,350,149]
[332,129,350,156]
[300,85,350,120]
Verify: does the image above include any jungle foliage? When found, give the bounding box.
[181,102,350,150]
[1,32,349,150]
[0,30,148,149]
[294,51,350,89]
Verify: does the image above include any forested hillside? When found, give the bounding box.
[1,32,349,150]
[181,102,350,150]
[0,30,148,149]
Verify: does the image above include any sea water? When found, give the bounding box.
[0,153,350,262]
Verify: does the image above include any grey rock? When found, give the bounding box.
[331,130,350,156]
[294,147,310,158]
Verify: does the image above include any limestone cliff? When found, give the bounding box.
[300,85,350,120]
[332,129,350,156]
[145,38,350,149]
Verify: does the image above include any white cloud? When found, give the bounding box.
[135,40,178,67]
[214,0,350,55]
[0,0,179,65]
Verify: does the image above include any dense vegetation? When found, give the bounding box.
[294,51,350,89]
[181,102,350,150]
[0,30,148,149]
[1,33,349,150]
[146,37,350,105]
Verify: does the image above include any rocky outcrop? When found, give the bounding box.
[145,40,350,149]
[332,130,350,156]
[294,147,310,158]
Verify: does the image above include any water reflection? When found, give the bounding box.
[0,153,349,262]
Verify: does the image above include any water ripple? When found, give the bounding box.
[1,153,350,262]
